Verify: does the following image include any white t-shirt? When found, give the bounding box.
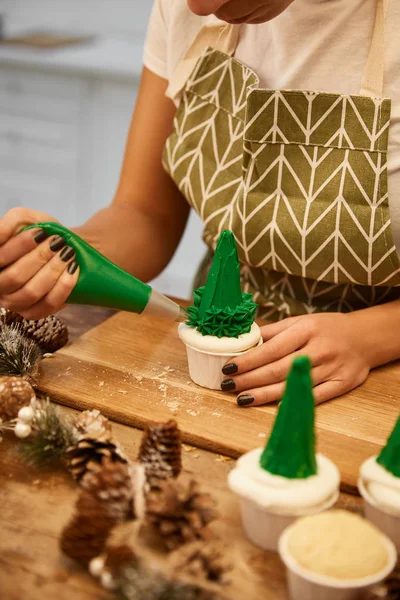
[143,0,400,253]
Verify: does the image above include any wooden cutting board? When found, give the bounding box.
[38,310,400,492]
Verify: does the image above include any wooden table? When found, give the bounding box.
[0,306,363,600]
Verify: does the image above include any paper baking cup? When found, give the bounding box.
[238,490,339,552]
[358,478,400,551]
[278,523,397,600]
[182,338,262,390]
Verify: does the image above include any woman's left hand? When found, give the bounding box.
[221,313,372,406]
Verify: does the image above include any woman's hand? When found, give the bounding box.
[221,312,373,406]
[0,207,79,320]
[187,0,295,24]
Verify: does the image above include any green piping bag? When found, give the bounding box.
[23,222,188,321]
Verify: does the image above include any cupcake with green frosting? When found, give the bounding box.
[358,416,400,550]
[178,230,261,390]
[228,357,340,551]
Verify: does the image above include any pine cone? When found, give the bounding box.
[365,570,400,599]
[146,480,218,551]
[104,544,138,575]
[138,420,182,490]
[1,309,68,353]
[60,492,116,565]
[171,540,232,584]
[81,457,134,522]
[66,437,127,482]
[89,544,138,592]
[0,376,35,421]
[74,409,112,442]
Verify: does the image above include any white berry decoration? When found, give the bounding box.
[17,405,35,424]
[89,555,105,577]
[15,422,32,439]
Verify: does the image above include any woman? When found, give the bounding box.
[1,0,399,407]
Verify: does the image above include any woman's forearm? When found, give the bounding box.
[73,67,190,283]
[349,300,400,368]
[73,199,189,283]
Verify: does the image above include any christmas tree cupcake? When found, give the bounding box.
[228,356,340,551]
[358,416,400,550]
[178,230,261,390]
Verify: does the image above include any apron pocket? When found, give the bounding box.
[232,90,400,287]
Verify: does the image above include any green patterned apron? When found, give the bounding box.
[163,0,400,320]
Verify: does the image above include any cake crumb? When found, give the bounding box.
[164,365,175,373]
[99,381,105,387]
[212,412,222,417]
[216,455,232,463]
[134,375,143,383]
[258,432,267,438]
[158,384,168,393]
[167,400,180,411]
[118,389,127,395]
[183,444,194,452]
[186,409,198,417]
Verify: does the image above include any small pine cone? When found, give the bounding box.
[74,409,112,442]
[60,494,115,565]
[146,480,218,551]
[1,309,68,353]
[89,544,138,592]
[81,457,134,522]
[104,544,138,576]
[171,540,233,584]
[138,420,182,490]
[66,437,127,482]
[0,376,35,421]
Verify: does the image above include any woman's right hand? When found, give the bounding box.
[0,207,79,320]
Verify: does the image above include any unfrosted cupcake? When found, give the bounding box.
[178,230,261,390]
[228,356,340,551]
[279,510,396,600]
[359,416,400,550]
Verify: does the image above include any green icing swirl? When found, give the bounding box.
[186,287,257,338]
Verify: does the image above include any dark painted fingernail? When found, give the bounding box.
[222,363,238,375]
[49,235,65,252]
[221,379,236,391]
[68,260,78,275]
[33,229,49,244]
[237,394,255,407]
[60,246,75,262]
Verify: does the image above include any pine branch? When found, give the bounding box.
[19,399,78,466]
[117,564,220,600]
[0,324,41,385]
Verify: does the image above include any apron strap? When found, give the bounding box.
[360,0,390,97]
[168,0,389,101]
[167,19,240,102]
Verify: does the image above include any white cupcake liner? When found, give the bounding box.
[182,338,262,390]
[358,478,400,550]
[278,523,397,600]
[238,490,339,552]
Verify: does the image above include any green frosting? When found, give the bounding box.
[186,230,257,338]
[259,356,317,479]
[377,416,400,478]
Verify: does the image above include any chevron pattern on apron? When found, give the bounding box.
[163,1,400,320]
